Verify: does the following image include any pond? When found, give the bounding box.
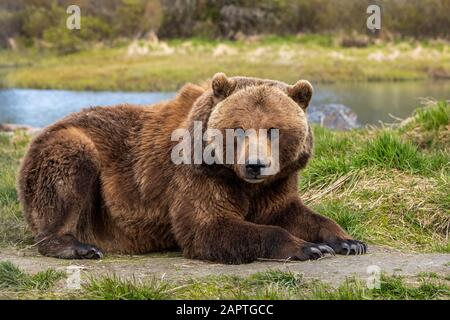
[0,81,449,128]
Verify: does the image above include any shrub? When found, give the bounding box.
[43,24,83,54]
[79,16,113,42]
[22,3,63,39]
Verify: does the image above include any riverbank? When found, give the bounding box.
[1,36,450,91]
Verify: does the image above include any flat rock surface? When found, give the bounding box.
[1,246,449,285]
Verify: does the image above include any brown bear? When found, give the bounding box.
[18,73,367,263]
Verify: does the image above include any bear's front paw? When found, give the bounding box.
[326,239,367,255]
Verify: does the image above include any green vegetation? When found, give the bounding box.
[1,263,449,300]
[356,132,426,171]
[308,273,450,300]
[0,131,33,247]
[0,261,65,291]
[1,2,449,91]
[414,101,450,131]
[2,0,450,51]
[1,37,450,91]
[85,275,172,300]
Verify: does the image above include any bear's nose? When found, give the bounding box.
[245,160,267,176]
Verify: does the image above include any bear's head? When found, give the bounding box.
[184,73,313,184]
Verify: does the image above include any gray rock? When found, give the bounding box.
[308,104,359,130]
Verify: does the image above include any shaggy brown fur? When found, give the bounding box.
[18,73,366,263]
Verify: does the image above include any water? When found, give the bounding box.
[0,81,449,128]
[313,81,450,125]
[0,89,175,128]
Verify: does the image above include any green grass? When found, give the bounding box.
[311,201,366,240]
[85,271,450,300]
[401,101,450,151]
[2,264,448,300]
[250,270,303,290]
[1,36,450,91]
[0,132,33,247]
[415,101,450,131]
[309,275,450,300]
[85,275,173,300]
[0,261,65,291]
[355,131,425,171]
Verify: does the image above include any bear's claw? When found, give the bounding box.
[74,245,104,259]
[301,243,335,260]
[328,239,367,255]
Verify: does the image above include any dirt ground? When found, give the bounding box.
[1,245,449,286]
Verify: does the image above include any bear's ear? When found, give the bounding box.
[212,73,236,99]
[287,80,313,110]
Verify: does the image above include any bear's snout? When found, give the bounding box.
[245,159,268,177]
[240,157,274,183]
